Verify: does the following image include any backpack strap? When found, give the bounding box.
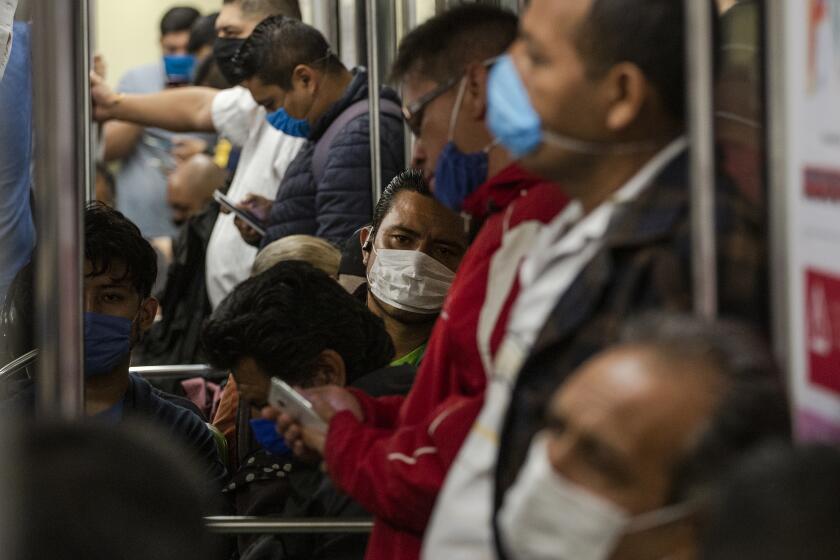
[312,97,403,185]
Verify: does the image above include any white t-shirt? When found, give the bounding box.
[205,86,305,308]
[421,137,688,560]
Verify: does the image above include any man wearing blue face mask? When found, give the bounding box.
[82,203,226,484]
[424,1,767,558]
[228,16,405,249]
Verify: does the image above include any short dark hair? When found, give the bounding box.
[620,314,791,505]
[85,202,157,299]
[187,13,219,54]
[14,421,218,560]
[202,260,394,386]
[234,15,342,87]
[160,6,201,36]
[221,0,302,21]
[391,4,518,84]
[574,0,686,121]
[702,444,840,560]
[370,169,432,241]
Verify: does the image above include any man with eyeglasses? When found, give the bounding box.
[273,5,567,560]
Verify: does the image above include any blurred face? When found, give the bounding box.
[511,0,609,181]
[215,3,261,39]
[402,75,461,191]
[241,75,285,112]
[166,168,204,227]
[233,357,272,407]
[544,346,722,559]
[160,31,191,56]
[362,191,468,322]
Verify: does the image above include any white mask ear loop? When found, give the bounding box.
[447,76,468,142]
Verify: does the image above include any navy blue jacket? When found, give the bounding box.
[261,69,405,247]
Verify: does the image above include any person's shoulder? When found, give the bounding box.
[118,62,164,93]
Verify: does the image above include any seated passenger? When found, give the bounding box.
[251,234,341,277]
[3,203,227,487]
[275,6,566,559]
[702,444,840,560]
[167,153,226,227]
[201,260,400,559]
[496,314,790,560]
[12,421,222,560]
[229,15,405,248]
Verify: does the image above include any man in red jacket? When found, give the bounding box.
[275,5,568,559]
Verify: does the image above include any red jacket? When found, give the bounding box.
[324,164,567,560]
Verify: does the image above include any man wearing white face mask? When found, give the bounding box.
[359,169,468,365]
[497,314,790,560]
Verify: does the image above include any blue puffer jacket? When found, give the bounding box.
[261,68,405,247]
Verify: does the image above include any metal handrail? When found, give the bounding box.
[0,349,40,382]
[129,364,226,380]
[204,517,374,535]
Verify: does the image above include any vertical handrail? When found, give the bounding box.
[31,0,87,418]
[365,0,382,210]
[685,0,718,319]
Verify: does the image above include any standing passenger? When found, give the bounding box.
[424,1,766,557]
[90,0,305,309]
[275,6,568,560]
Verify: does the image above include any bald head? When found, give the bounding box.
[167,154,226,226]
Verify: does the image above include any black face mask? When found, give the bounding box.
[213,37,246,85]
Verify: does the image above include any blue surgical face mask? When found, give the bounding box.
[250,418,292,456]
[266,107,311,138]
[433,78,498,212]
[487,54,657,158]
[84,312,132,378]
[163,54,196,86]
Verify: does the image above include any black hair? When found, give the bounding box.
[85,202,157,299]
[0,262,34,362]
[202,260,394,387]
[160,6,202,36]
[574,0,687,121]
[702,444,840,560]
[391,4,518,84]
[187,13,219,54]
[234,15,343,87]
[368,169,432,244]
[14,421,219,560]
[620,313,791,506]
[221,0,302,20]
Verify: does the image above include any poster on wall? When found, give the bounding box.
[784,0,840,441]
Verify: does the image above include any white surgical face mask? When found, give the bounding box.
[498,433,695,560]
[366,245,455,315]
[0,0,16,82]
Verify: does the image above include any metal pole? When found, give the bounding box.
[31,0,88,418]
[205,517,374,535]
[685,0,718,319]
[365,0,383,208]
[400,0,415,168]
[766,0,790,372]
[311,0,340,57]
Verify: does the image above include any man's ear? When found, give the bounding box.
[464,61,490,121]
[602,62,648,132]
[138,297,159,332]
[311,349,347,387]
[292,64,317,91]
[360,227,372,266]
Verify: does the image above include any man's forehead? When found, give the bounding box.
[401,74,442,105]
[381,192,462,238]
[83,260,131,285]
[523,0,591,48]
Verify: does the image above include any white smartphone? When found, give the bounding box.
[213,190,267,237]
[268,377,328,433]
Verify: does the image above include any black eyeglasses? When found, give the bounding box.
[401,57,499,136]
[401,75,461,136]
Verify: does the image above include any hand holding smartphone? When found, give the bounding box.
[213,190,267,237]
[268,378,328,433]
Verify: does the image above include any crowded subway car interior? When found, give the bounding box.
[2,0,840,558]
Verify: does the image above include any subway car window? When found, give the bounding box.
[5,0,840,559]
